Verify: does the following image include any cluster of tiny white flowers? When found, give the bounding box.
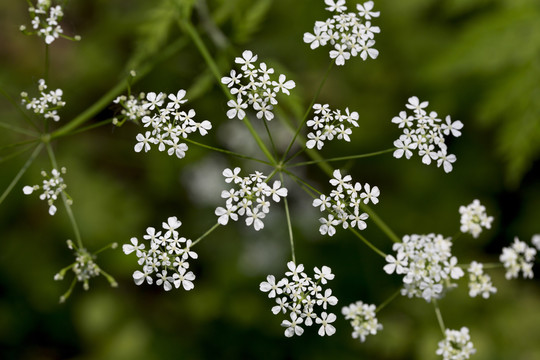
[467,261,497,299]
[436,327,476,360]
[303,0,380,65]
[259,261,338,337]
[499,237,537,280]
[222,50,296,121]
[20,0,69,44]
[313,169,379,236]
[384,234,465,302]
[113,93,149,122]
[123,216,198,291]
[54,240,118,303]
[459,199,494,238]
[342,300,382,342]
[130,90,212,159]
[306,104,360,150]
[215,168,288,231]
[392,96,463,173]
[22,167,69,216]
[21,79,65,122]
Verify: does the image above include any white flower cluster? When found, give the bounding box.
[259,261,338,337]
[533,234,540,250]
[313,169,379,236]
[113,93,149,121]
[436,327,476,360]
[222,50,296,121]
[303,0,380,65]
[384,234,465,302]
[467,261,497,299]
[459,199,493,238]
[123,216,198,291]
[499,237,537,280]
[20,0,68,44]
[392,96,463,173]
[23,167,69,216]
[215,168,288,231]
[131,90,212,159]
[54,240,118,302]
[306,104,360,150]
[342,300,382,342]
[21,79,65,122]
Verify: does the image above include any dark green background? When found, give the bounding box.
[1,0,539,359]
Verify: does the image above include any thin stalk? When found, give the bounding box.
[289,148,396,167]
[0,143,44,206]
[262,118,279,160]
[0,121,39,137]
[183,137,272,165]
[45,142,83,248]
[359,203,401,244]
[281,60,334,162]
[179,19,276,165]
[0,138,40,152]
[280,172,296,263]
[192,222,221,247]
[44,44,50,82]
[376,288,401,313]
[433,299,446,334]
[349,227,387,258]
[52,37,189,138]
[51,118,114,139]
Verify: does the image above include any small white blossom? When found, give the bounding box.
[500,237,537,279]
[342,300,382,342]
[23,167,69,216]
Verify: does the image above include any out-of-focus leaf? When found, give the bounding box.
[126,0,180,71]
[232,0,273,44]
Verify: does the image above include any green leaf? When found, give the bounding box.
[232,0,273,44]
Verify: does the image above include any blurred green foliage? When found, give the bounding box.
[0,0,539,359]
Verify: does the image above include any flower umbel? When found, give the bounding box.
[54,240,118,303]
[459,200,493,238]
[467,261,497,299]
[306,104,360,150]
[222,50,296,121]
[313,169,378,236]
[392,96,463,173]
[342,300,383,342]
[215,167,287,231]
[23,167,70,216]
[303,1,380,65]
[499,237,537,279]
[123,216,198,291]
[384,234,464,302]
[21,79,65,122]
[259,261,338,337]
[20,0,79,44]
[436,327,476,360]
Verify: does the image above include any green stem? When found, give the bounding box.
[359,203,401,244]
[281,60,334,162]
[44,44,50,83]
[262,117,279,159]
[45,142,83,248]
[0,121,39,137]
[0,138,40,152]
[191,222,221,247]
[280,173,296,263]
[183,137,271,165]
[433,299,446,334]
[0,143,44,206]
[349,227,387,258]
[179,19,276,165]
[376,288,401,313]
[51,37,189,139]
[51,118,114,139]
[288,148,396,167]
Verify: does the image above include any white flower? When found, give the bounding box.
[173,268,196,290]
[383,252,407,275]
[316,312,337,336]
[134,131,154,152]
[500,237,537,279]
[459,199,493,238]
[342,301,382,342]
[143,92,164,110]
[123,237,145,256]
[281,313,304,337]
[314,266,335,284]
[166,90,187,109]
[226,98,248,120]
[356,1,380,20]
[436,327,476,360]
